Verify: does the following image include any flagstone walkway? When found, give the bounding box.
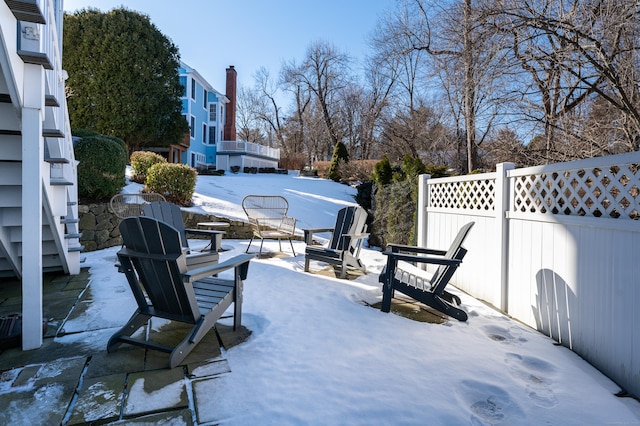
[0,270,250,425]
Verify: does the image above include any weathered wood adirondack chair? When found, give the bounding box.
[379,222,474,321]
[242,195,297,256]
[107,216,254,368]
[303,206,369,279]
[143,201,223,265]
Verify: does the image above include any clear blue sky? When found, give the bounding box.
[63,0,394,93]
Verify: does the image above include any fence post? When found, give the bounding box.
[494,163,515,312]
[416,174,431,247]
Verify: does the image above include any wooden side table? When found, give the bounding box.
[196,222,231,251]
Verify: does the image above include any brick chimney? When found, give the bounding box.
[224,65,237,141]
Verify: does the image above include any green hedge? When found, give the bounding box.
[145,163,197,206]
[74,135,127,201]
[130,151,166,183]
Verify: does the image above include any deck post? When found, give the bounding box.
[21,63,45,350]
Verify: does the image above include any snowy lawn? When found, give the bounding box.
[83,172,640,425]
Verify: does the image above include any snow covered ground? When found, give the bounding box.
[87,171,640,425]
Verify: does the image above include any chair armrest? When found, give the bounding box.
[343,232,369,239]
[185,228,226,237]
[279,215,297,235]
[184,253,255,282]
[387,243,447,256]
[303,227,334,244]
[384,250,461,266]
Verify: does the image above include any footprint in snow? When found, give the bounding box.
[457,380,524,425]
[482,325,528,344]
[505,353,558,408]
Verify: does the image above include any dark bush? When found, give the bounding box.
[328,141,349,181]
[72,129,100,138]
[74,135,127,201]
[103,135,129,164]
[145,163,197,206]
[372,155,393,186]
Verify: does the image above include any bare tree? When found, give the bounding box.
[395,0,505,172]
[236,86,265,143]
[252,67,286,149]
[489,0,640,155]
[282,41,352,157]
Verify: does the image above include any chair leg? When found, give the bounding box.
[259,238,265,256]
[107,310,151,352]
[381,279,393,313]
[288,238,296,256]
[246,236,255,253]
[304,257,310,272]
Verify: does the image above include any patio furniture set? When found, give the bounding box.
[106,193,474,368]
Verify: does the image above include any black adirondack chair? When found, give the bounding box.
[379,222,475,321]
[143,201,223,265]
[108,216,254,368]
[303,206,369,279]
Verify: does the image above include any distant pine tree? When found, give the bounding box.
[328,141,349,181]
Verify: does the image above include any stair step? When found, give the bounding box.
[50,178,74,186]
[60,218,79,224]
[65,233,82,239]
[44,94,59,107]
[68,246,84,253]
[44,156,69,164]
[43,129,64,138]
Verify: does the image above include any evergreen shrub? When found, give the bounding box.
[130,151,166,183]
[74,135,127,201]
[328,141,349,181]
[145,163,197,206]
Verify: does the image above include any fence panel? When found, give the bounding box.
[419,152,640,397]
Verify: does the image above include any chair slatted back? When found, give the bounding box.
[143,201,190,250]
[430,222,475,293]
[329,206,368,253]
[118,217,199,323]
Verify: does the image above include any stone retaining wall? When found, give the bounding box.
[78,203,255,252]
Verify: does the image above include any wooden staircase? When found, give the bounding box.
[0,0,82,280]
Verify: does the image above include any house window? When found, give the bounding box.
[202,124,207,143]
[179,76,187,97]
[209,103,217,122]
[190,115,195,138]
[191,78,196,100]
[209,126,216,144]
[203,89,207,108]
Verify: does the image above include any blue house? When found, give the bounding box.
[176,62,280,171]
[175,61,227,168]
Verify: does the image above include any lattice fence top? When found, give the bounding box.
[429,178,496,211]
[511,162,639,220]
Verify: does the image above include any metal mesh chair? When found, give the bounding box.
[109,193,166,219]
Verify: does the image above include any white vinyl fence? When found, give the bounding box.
[417,152,640,397]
